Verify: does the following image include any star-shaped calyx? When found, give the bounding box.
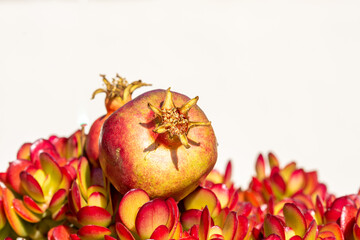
[92,74,151,113]
[148,88,211,149]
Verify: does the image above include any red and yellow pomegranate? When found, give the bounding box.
[99,88,217,201]
[85,74,150,167]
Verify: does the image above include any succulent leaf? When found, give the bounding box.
[77,156,91,200]
[181,209,202,231]
[268,153,279,169]
[87,192,107,208]
[222,211,238,240]
[39,152,63,197]
[16,143,32,161]
[353,223,360,240]
[243,190,262,208]
[0,198,6,230]
[228,190,239,211]
[77,206,112,227]
[69,181,86,213]
[356,209,360,227]
[303,220,318,240]
[118,189,150,232]
[165,198,179,232]
[209,225,224,239]
[30,139,60,165]
[255,154,266,181]
[223,161,233,188]
[263,214,285,240]
[279,162,297,183]
[320,223,344,240]
[2,188,31,237]
[49,188,67,211]
[20,171,45,203]
[87,185,107,199]
[286,169,306,197]
[303,171,318,195]
[12,199,41,223]
[184,187,219,216]
[199,206,211,240]
[270,172,286,199]
[235,215,249,240]
[214,208,230,228]
[339,205,357,239]
[283,203,307,237]
[150,225,169,240]
[115,222,135,240]
[77,225,112,240]
[169,222,183,240]
[48,225,72,240]
[211,184,230,209]
[135,199,170,240]
[292,193,313,209]
[52,204,68,221]
[5,160,32,195]
[318,230,336,239]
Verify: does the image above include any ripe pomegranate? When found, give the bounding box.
[85,74,150,167]
[99,88,217,201]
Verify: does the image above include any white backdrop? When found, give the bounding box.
[1,0,360,196]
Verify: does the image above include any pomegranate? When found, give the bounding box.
[99,88,217,201]
[85,74,150,167]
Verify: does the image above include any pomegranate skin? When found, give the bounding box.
[85,114,108,167]
[85,75,150,167]
[99,89,217,201]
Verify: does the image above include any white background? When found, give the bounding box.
[1,0,360,196]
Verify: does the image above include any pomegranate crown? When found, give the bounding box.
[92,74,151,112]
[148,88,211,149]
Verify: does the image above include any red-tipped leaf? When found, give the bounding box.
[263,214,285,240]
[2,188,31,237]
[199,206,211,240]
[283,203,306,237]
[222,211,238,240]
[88,191,107,208]
[118,188,150,232]
[320,223,344,240]
[268,152,279,169]
[12,198,41,223]
[181,209,202,231]
[150,225,170,240]
[19,171,44,203]
[17,143,32,161]
[340,205,357,240]
[5,160,32,194]
[48,225,71,240]
[255,154,266,180]
[77,225,111,240]
[49,189,67,211]
[115,222,135,240]
[166,197,179,232]
[135,198,170,240]
[184,187,219,215]
[224,161,232,187]
[77,156,91,200]
[23,195,44,214]
[211,184,230,209]
[303,220,318,240]
[77,206,112,227]
[39,152,63,196]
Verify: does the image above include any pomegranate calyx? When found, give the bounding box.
[92,74,151,113]
[148,88,211,149]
